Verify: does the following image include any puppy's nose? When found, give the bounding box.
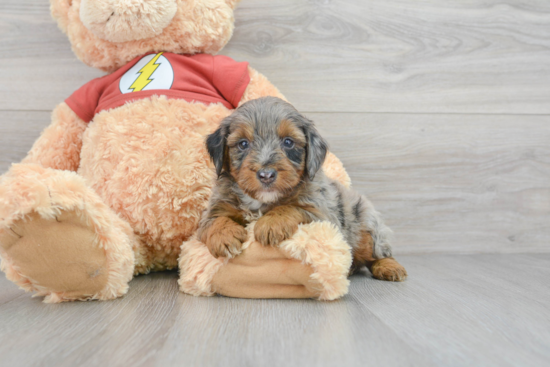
[257,169,277,185]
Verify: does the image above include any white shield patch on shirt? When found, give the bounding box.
[119,52,174,94]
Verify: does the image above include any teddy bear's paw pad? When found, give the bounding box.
[0,210,109,297]
[371,258,408,282]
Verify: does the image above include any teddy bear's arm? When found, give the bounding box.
[21,102,87,171]
[238,67,287,106]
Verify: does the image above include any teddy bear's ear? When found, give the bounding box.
[50,0,73,33]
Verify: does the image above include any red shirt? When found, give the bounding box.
[65,53,250,123]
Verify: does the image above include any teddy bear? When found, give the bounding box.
[0,0,356,302]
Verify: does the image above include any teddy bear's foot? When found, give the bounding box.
[0,164,136,302]
[0,211,112,300]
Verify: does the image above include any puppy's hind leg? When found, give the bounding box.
[352,197,407,281]
[352,231,407,281]
[357,196,393,259]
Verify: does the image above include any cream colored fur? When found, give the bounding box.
[22,103,87,171]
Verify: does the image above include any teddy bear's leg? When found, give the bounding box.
[0,164,136,303]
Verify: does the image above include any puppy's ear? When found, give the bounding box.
[303,119,328,180]
[206,122,229,177]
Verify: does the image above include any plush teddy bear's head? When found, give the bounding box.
[51,0,240,72]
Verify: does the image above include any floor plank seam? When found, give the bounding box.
[0,293,27,307]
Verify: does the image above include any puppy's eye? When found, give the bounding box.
[282,138,294,149]
[238,140,250,150]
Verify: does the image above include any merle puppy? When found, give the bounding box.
[198,97,407,281]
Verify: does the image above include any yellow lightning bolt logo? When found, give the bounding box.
[129,52,164,92]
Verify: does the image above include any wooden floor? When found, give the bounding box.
[0,254,549,367]
[1,0,550,366]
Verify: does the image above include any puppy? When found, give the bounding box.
[198,97,407,281]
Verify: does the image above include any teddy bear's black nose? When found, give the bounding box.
[257,169,277,185]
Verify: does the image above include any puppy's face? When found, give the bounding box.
[207,97,328,203]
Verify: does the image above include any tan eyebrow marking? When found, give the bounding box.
[227,122,254,147]
[277,119,306,145]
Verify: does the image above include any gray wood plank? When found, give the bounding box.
[1,111,549,255]
[1,0,550,113]
[1,254,549,367]
[350,254,550,366]
[228,0,550,114]
[310,112,550,255]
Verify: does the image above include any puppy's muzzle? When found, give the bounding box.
[257,168,277,185]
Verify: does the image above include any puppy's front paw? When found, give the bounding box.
[254,215,298,247]
[205,221,248,258]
